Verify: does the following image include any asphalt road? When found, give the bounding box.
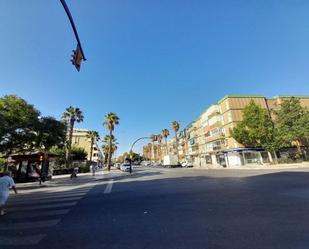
[2,167,309,249]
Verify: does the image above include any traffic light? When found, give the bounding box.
[71,44,84,71]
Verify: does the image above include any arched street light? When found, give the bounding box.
[128,137,150,173]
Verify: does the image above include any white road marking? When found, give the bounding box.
[10,189,91,199]
[8,196,84,206]
[11,209,71,219]
[0,234,46,246]
[104,180,114,194]
[0,219,61,230]
[11,201,78,211]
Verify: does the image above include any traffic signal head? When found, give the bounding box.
[70,45,84,71]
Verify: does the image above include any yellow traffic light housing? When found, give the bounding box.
[71,45,84,71]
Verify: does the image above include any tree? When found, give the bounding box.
[143,144,152,160]
[62,106,84,167]
[161,129,170,156]
[102,134,118,167]
[35,117,67,151]
[86,130,100,162]
[0,95,40,156]
[231,101,279,161]
[171,121,180,160]
[71,146,88,161]
[157,134,163,161]
[103,113,119,170]
[150,134,157,161]
[275,97,309,157]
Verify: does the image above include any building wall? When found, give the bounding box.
[71,128,102,162]
[166,95,309,167]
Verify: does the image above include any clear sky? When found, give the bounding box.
[1,0,309,155]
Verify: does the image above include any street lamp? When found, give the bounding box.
[129,137,150,173]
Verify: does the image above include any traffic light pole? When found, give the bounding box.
[60,0,86,60]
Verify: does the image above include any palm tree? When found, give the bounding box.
[157,134,163,161]
[143,145,151,160]
[102,135,118,166]
[150,134,157,161]
[161,129,170,156]
[103,113,120,170]
[62,106,84,167]
[86,130,100,162]
[171,121,180,160]
[144,143,152,160]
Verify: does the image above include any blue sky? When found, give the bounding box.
[1,0,309,155]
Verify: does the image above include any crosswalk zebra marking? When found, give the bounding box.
[8,196,84,206]
[11,201,78,211]
[10,209,71,219]
[0,185,94,247]
[104,180,114,194]
[10,191,89,201]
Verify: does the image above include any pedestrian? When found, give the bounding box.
[0,171,18,216]
[91,164,97,176]
[70,166,79,179]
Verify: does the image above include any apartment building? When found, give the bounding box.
[183,95,309,167]
[71,128,103,163]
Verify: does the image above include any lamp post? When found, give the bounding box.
[129,137,150,173]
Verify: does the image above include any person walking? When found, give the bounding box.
[0,171,18,216]
[91,163,97,176]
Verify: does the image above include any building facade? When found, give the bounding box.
[71,128,103,163]
[180,95,308,167]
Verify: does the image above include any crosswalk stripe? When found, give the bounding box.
[8,196,84,206]
[11,201,77,211]
[10,209,71,219]
[0,219,61,230]
[104,180,114,194]
[13,188,91,197]
[0,234,46,246]
[11,191,89,200]
[42,187,93,193]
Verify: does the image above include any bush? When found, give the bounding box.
[277,158,303,164]
[0,158,6,173]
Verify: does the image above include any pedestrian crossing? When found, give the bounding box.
[0,185,92,247]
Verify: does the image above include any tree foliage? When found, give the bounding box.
[0,95,66,156]
[71,146,88,160]
[231,98,309,155]
[230,101,278,152]
[35,117,67,151]
[275,97,309,149]
[62,106,84,167]
[103,112,119,170]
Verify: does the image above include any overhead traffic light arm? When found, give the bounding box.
[60,0,86,61]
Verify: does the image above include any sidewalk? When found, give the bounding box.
[194,162,309,170]
[15,169,134,190]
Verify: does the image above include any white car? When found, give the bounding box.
[181,162,193,168]
[120,163,131,172]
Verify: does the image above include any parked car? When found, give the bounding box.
[115,163,121,169]
[181,161,193,168]
[120,163,131,172]
[141,161,151,166]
